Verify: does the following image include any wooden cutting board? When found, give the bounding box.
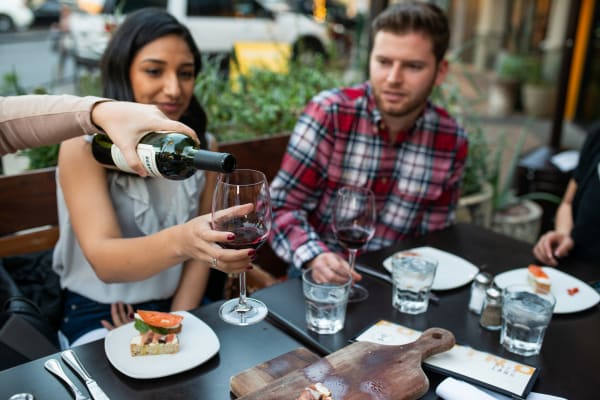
[233,327,455,400]
[231,347,321,397]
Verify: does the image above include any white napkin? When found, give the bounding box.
[436,377,567,400]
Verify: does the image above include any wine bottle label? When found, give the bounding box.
[111,144,162,177]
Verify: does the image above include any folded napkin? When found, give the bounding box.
[436,377,567,400]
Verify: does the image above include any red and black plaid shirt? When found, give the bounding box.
[269,82,468,269]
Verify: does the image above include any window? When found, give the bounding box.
[187,0,235,17]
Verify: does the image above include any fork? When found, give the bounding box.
[44,358,90,400]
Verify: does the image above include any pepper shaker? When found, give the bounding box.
[469,272,492,314]
[480,286,503,331]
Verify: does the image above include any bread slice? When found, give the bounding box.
[527,265,551,294]
[296,383,333,400]
[130,331,179,356]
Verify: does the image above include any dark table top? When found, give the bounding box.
[253,223,600,400]
[1,223,598,399]
[0,301,306,399]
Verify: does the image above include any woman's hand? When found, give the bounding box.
[91,101,198,177]
[533,231,574,266]
[180,204,256,274]
[100,301,134,330]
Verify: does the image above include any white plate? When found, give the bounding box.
[494,267,600,314]
[104,311,220,379]
[383,246,479,290]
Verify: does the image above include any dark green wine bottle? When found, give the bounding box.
[91,131,236,180]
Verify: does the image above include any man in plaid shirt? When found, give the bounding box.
[269,1,468,283]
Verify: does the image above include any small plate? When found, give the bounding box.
[494,267,600,314]
[104,311,219,379]
[383,246,479,290]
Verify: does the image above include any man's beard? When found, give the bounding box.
[373,75,438,119]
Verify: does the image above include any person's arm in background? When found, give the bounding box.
[532,179,576,266]
[0,95,197,176]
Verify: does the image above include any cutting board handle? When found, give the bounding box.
[412,327,455,360]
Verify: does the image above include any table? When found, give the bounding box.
[0,301,306,399]
[253,223,600,399]
[1,224,598,399]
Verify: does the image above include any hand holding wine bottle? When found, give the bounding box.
[92,131,236,179]
[91,101,199,177]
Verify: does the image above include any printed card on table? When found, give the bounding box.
[355,320,538,398]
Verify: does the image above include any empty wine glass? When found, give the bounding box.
[212,169,272,325]
[332,186,376,302]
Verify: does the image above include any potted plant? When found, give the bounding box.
[455,124,494,228]
[520,56,557,118]
[432,73,493,227]
[488,51,526,117]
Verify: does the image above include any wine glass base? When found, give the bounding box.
[218,297,268,326]
[348,284,369,303]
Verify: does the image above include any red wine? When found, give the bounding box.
[218,226,267,250]
[336,226,373,250]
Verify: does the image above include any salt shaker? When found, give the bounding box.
[479,286,503,330]
[468,272,492,314]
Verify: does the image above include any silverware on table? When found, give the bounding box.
[355,264,440,304]
[44,358,90,400]
[61,349,110,400]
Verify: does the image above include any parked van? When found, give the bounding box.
[64,0,331,65]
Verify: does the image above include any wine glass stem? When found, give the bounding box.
[348,249,358,272]
[238,272,248,307]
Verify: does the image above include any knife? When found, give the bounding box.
[61,350,110,400]
[44,359,90,400]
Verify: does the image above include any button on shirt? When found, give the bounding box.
[269,82,468,269]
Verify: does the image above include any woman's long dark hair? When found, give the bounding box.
[100,8,208,149]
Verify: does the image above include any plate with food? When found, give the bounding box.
[105,310,220,379]
[382,246,479,290]
[494,265,600,314]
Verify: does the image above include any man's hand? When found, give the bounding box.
[306,252,362,283]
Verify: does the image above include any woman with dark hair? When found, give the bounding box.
[100,8,208,148]
[52,8,252,347]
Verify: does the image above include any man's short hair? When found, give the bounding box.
[372,1,450,62]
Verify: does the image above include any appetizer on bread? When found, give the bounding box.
[296,383,333,400]
[130,310,183,356]
[527,265,551,294]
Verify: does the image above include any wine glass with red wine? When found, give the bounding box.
[332,186,375,302]
[212,169,272,325]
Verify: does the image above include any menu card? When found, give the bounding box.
[355,320,538,399]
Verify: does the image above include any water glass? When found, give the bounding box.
[500,284,556,357]
[302,268,352,334]
[391,255,438,314]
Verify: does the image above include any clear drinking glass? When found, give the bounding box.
[391,255,438,314]
[500,284,556,356]
[331,186,376,302]
[212,169,272,326]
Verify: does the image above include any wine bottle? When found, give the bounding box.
[91,131,236,180]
